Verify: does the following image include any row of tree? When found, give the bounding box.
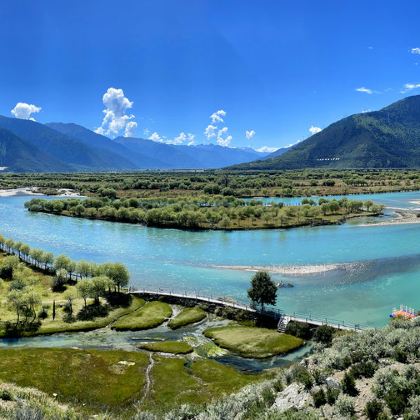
[0,234,129,291]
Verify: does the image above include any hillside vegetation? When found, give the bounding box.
[234,94,420,170]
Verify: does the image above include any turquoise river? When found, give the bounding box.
[1,191,420,328]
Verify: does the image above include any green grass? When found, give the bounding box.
[139,340,193,354]
[0,348,268,416]
[0,348,148,415]
[204,325,304,358]
[141,356,267,412]
[168,306,207,329]
[112,300,172,331]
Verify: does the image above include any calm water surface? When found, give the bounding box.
[1,191,419,327]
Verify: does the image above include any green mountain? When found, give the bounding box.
[233,94,420,170]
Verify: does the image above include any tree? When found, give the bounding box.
[101,263,129,293]
[90,276,109,305]
[247,271,277,311]
[77,279,91,309]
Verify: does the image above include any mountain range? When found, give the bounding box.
[233,94,420,170]
[0,117,269,172]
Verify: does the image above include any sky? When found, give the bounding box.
[1,0,420,151]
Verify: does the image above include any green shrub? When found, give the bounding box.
[289,366,313,390]
[312,388,327,408]
[313,325,335,345]
[350,361,377,379]
[285,321,313,340]
[364,399,385,420]
[342,371,358,396]
[335,395,355,417]
[326,387,340,405]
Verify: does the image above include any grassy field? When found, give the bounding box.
[204,325,304,358]
[0,348,268,416]
[139,340,193,354]
[112,301,172,331]
[142,355,267,412]
[168,306,207,329]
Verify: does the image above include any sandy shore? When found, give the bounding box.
[359,210,420,227]
[0,187,80,197]
[0,187,42,197]
[213,263,349,275]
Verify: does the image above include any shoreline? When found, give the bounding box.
[359,210,420,227]
[0,187,80,197]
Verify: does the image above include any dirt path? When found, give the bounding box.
[140,352,155,404]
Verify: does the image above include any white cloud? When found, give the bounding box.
[95,87,137,138]
[245,129,256,140]
[256,146,277,153]
[410,48,420,55]
[216,127,232,147]
[309,126,322,135]
[210,109,226,124]
[204,124,217,139]
[11,102,42,121]
[170,132,195,145]
[361,109,372,113]
[205,109,232,146]
[124,121,137,137]
[148,132,162,142]
[402,83,420,92]
[148,131,195,146]
[356,87,373,94]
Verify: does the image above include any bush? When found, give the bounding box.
[0,389,13,401]
[313,325,335,345]
[364,399,385,420]
[288,366,313,390]
[312,388,327,408]
[326,387,340,405]
[38,306,48,320]
[335,395,355,417]
[350,361,377,379]
[285,321,313,340]
[342,371,358,396]
[77,303,109,321]
[51,276,66,292]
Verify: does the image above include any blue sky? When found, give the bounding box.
[1,0,420,151]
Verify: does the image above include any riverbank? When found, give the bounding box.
[360,209,420,227]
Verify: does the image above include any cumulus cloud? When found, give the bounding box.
[356,87,373,94]
[256,146,278,153]
[410,48,420,55]
[148,131,195,145]
[148,132,162,142]
[309,126,322,135]
[95,87,137,138]
[11,102,42,121]
[245,129,256,140]
[210,109,226,124]
[204,124,217,139]
[204,109,232,147]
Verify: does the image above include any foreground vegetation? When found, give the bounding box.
[0,347,267,417]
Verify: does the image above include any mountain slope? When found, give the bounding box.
[0,116,269,172]
[46,123,138,169]
[0,116,135,171]
[115,137,268,169]
[0,128,65,172]
[233,94,420,170]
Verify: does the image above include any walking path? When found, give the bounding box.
[131,289,366,332]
